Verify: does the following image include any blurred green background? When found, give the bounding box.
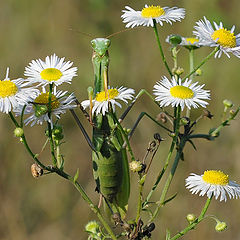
[0,0,240,239]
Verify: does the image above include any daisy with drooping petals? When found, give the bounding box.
[186,170,240,202]
[15,87,76,126]
[180,37,201,50]
[24,54,77,86]
[0,68,39,114]
[121,5,185,28]
[166,35,201,50]
[153,76,210,110]
[193,17,240,58]
[81,87,135,116]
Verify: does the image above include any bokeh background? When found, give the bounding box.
[0,0,240,239]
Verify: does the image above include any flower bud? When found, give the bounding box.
[180,117,189,126]
[14,127,24,137]
[156,112,167,123]
[229,109,236,117]
[31,164,43,178]
[85,220,100,234]
[223,99,233,108]
[215,221,227,232]
[167,34,182,46]
[129,160,142,172]
[34,104,48,117]
[186,213,196,224]
[175,67,184,76]
[52,125,63,135]
[195,68,202,76]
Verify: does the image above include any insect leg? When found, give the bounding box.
[70,109,97,153]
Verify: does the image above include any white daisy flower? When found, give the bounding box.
[186,170,240,202]
[15,87,76,126]
[153,76,210,110]
[81,86,135,116]
[0,68,39,114]
[24,54,78,86]
[193,17,240,58]
[121,5,185,28]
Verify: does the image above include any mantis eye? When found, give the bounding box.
[91,40,96,48]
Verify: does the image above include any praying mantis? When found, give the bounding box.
[71,37,168,217]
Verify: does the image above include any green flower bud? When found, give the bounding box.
[223,99,233,108]
[168,34,182,46]
[85,221,100,234]
[186,213,196,224]
[34,104,48,117]
[175,67,184,76]
[195,68,202,76]
[14,127,24,137]
[229,109,236,117]
[52,125,63,135]
[180,117,189,126]
[129,161,142,172]
[215,221,227,232]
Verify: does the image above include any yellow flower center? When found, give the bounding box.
[0,80,18,98]
[202,170,229,185]
[185,38,199,45]
[211,28,236,48]
[40,68,63,81]
[170,86,194,99]
[34,92,60,110]
[141,5,165,18]
[95,89,119,102]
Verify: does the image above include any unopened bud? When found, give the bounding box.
[186,213,196,224]
[180,117,189,126]
[34,105,48,117]
[229,109,236,117]
[169,132,176,138]
[215,221,227,232]
[223,99,233,108]
[175,67,184,76]
[156,112,167,123]
[195,68,202,76]
[129,160,142,172]
[167,34,182,46]
[14,127,24,137]
[85,220,100,234]
[31,164,43,178]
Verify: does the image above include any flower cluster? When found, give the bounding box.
[0,54,77,126]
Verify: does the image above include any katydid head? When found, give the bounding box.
[91,38,111,56]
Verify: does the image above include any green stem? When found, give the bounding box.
[186,49,194,118]
[56,144,62,168]
[9,112,20,127]
[47,84,57,166]
[170,196,212,240]
[143,139,176,208]
[150,107,182,222]
[135,175,145,223]
[183,47,219,81]
[153,20,173,77]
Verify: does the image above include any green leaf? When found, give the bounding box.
[74,168,79,183]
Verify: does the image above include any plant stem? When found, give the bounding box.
[150,107,183,222]
[135,175,145,223]
[170,196,212,240]
[153,20,173,77]
[47,84,57,166]
[186,49,194,118]
[182,47,219,81]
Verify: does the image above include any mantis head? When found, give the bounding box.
[91,38,111,56]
